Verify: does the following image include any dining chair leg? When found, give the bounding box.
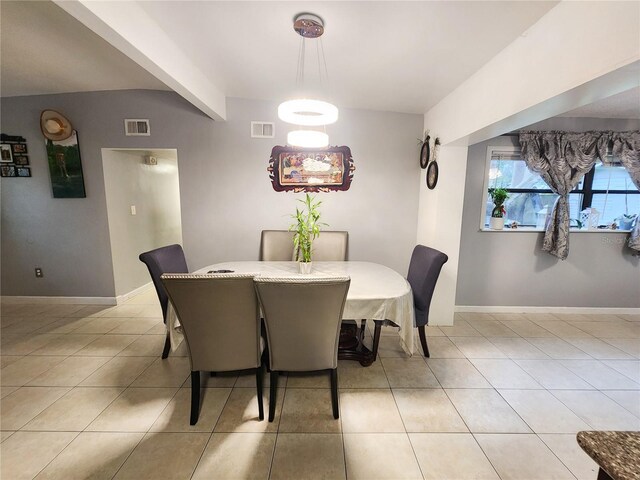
[190,371,200,425]
[330,368,339,419]
[161,331,171,359]
[256,366,264,421]
[371,321,382,362]
[418,325,430,358]
[268,371,278,422]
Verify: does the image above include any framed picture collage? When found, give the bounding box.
[0,134,31,178]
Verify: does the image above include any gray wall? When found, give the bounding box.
[1,90,422,298]
[456,118,640,308]
[102,149,182,297]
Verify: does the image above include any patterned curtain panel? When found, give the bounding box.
[612,132,640,251]
[520,132,602,260]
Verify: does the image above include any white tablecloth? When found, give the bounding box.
[167,261,415,355]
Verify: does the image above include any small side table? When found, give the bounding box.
[577,431,640,480]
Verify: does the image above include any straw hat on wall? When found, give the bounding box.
[40,110,73,141]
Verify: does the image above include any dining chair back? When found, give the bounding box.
[161,273,264,424]
[311,231,348,261]
[259,230,295,261]
[254,276,350,421]
[139,244,189,359]
[407,245,448,357]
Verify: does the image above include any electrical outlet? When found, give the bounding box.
[130,205,136,215]
[35,267,43,278]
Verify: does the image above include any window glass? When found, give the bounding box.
[483,192,582,228]
[488,158,548,190]
[591,193,640,226]
[592,162,636,191]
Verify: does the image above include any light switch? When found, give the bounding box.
[130,205,136,215]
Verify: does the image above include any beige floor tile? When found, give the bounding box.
[422,336,465,358]
[150,387,231,432]
[445,389,531,433]
[31,334,100,355]
[87,387,177,432]
[532,320,594,338]
[0,355,24,368]
[192,432,276,480]
[0,333,59,355]
[603,360,640,383]
[553,313,600,323]
[393,388,467,432]
[117,335,167,357]
[114,432,209,480]
[498,389,590,433]
[36,317,94,334]
[97,304,148,318]
[24,387,123,431]
[459,313,497,322]
[285,371,331,388]
[475,434,575,480]
[499,319,555,338]
[570,321,640,339]
[525,313,564,323]
[0,385,19,399]
[188,371,239,388]
[551,390,640,430]
[603,390,640,417]
[381,357,439,388]
[602,338,640,358]
[450,337,508,358]
[467,320,519,337]
[146,322,170,335]
[340,388,404,433]
[234,370,285,388]
[539,434,600,480]
[344,433,422,479]
[131,356,190,387]
[1,431,77,480]
[526,338,592,359]
[1,355,66,386]
[278,388,341,433]
[1,386,70,430]
[560,359,640,390]
[28,356,111,386]
[1,431,14,442]
[72,317,127,334]
[469,359,542,389]
[65,304,114,318]
[376,335,410,358]
[338,363,389,388]
[440,319,481,337]
[1,316,59,335]
[515,359,593,389]
[35,432,144,480]
[270,433,345,480]
[215,387,282,432]
[617,314,640,322]
[424,325,445,336]
[410,433,500,479]
[487,337,550,359]
[80,356,156,387]
[75,334,140,356]
[109,317,162,334]
[425,358,491,388]
[564,338,632,360]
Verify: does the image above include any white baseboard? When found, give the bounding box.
[1,282,153,306]
[455,305,640,315]
[1,296,117,305]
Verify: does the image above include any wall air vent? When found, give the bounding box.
[124,119,150,136]
[251,121,275,139]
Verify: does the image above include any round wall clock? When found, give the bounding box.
[419,137,430,169]
[426,160,438,189]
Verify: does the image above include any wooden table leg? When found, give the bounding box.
[372,321,382,362]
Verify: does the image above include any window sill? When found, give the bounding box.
[479,227,633,233]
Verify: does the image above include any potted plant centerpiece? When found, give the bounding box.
[488,188,509,230]
[290,193,326,274]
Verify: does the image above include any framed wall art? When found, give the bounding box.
[45,131,86,198]
[267,145,355,192]
[0,144,13,163]
[0,134,30,178]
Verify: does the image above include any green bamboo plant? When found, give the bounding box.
[289,193,326,262]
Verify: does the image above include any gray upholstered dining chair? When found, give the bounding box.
[259,230,295,261]
[407,245,448,357]
[254,277,350,421]
[139,244,189,359]
[161,273,264,425]
[259,230,348,261]
[310,231,348,261]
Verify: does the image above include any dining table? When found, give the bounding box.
[167,261,415,365]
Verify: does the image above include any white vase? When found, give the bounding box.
[299,261,312,274]
[490,217,505,230]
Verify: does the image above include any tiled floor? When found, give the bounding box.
[1,289,639,479]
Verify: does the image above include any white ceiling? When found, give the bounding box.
[0,1,169,97]
[559,87,640,119]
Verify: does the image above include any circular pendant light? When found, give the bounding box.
[287,130,329,148]
[278,99,338,126]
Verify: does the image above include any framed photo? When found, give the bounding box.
[1,165,16,177]
[426,160,439,189]
[0,144,13,163]
[12,143,27,154]
[14,156,29,166]
[16,166,31,177]
[268,145,355,192]
[419,137,430,169]
[45,130,86,198]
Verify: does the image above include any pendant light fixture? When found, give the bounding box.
[278,13,338,148]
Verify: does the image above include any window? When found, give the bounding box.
[482,146,639,230]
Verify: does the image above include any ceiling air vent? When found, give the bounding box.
[251,121,275,139]
[124,119,150,136]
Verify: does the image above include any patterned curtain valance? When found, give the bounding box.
[519,131,640,259]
